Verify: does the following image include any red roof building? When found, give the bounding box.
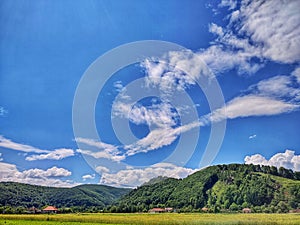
[149,208,165,213]
[43,206,58,213]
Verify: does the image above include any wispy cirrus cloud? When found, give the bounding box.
[209,95,298,122]
[0,136,48,153]
[25,148,75,161]
[0,135,75,160]
[78,66,300,163]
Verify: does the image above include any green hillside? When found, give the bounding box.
[116,164,300,213]
[1,164,299,214]
[0,182,130,212]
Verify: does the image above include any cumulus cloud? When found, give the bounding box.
[25,148,75,161]
[100,163,197,187]
[22,166,71,178]
[0,162,75,187]
[244,150,300,171]
[95,165,110,174]
[82,174,95,181]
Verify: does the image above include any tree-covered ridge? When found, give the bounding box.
[0,182,131,212]
[1,164,299,213]
[115,164,300,213]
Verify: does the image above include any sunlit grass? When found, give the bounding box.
[1,213,300,225]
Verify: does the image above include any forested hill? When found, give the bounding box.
[0,182,130,211]
[116,164,300,213]
[1,164,300,213]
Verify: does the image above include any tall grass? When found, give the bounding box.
[1,213,300,225]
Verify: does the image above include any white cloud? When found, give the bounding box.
[251,75,300,101]
[95,165,110,174]
[141,50,210,98]
[113,100,179,129]
[204,0,300,75]
[236,0,300,64]
[76,137,119,152]
[218,0,237,10]
[76,138,125,162]
[113,81,124,92]
[249,134,256,139]
[0,135,76,161]
[125,121,200,156]
[22,166,72,178]
[0,162,75,187]
[198,44,262,75]
[245,150,300,171]
[25,148,74,161]
[209,95,298,122]
[82,174,95,181]
[0,107,8,116]
[0,136,48,153]
[77,148,125,162]
[292,67,300,83]
[129,102,178,128]
[100,163,197,187]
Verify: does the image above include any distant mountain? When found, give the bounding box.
[116,164,300,213]
[0,182,131,210]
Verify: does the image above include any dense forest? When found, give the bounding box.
[115,164,300,213]
[1,164,299,213]
[0,183,130,213]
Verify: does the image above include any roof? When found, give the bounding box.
[43,206,58,211]
[242,208,251,211]
[149,208,165,212]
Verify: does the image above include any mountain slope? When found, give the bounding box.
[0,182,131,209]
[117,164,300,213]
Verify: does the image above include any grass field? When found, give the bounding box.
[1,213,300,225]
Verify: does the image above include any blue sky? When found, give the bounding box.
[0,0,299,187]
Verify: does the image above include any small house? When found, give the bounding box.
[43,206,58,214]
[148,208,165,213]
[201,207,209,212]
[164,207,173,212]
[242,208,251,213]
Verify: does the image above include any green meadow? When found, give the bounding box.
[1,213,300,225]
